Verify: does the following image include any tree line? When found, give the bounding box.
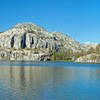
[50,43,100,61]
[75,43,100,58]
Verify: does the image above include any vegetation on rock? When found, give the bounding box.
[75,44,100,58]
[0,22,99,62]
[75,44,100,63]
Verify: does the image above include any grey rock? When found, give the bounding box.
[0,49,48,61]
[0,23,59,52]
[0,22,86,61]
[52,32,86,52]
[75,53,100,63]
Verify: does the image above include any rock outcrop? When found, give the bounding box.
[0,49,48,61]
[0,22,85,61]
[75,53,100,63]
[0,23,59,51]
[52,32,84,51]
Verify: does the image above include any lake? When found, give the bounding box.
[0,61,100,100]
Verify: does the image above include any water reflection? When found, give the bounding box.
[0,65,100,99]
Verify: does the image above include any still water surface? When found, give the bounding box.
[0,61,100,100]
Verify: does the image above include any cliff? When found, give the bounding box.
[0,22,85,61]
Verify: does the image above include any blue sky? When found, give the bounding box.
[0,0,100,43]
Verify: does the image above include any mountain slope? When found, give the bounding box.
[52,32,83,51]
[0,22,59,52]
[82,42,98,49]
[0,22,85,61]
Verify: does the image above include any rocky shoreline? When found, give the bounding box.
[75,53,100,63]
[0,48,50,61]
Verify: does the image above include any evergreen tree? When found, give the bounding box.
[96,44,100,54]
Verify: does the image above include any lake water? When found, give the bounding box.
[0,61,100,100]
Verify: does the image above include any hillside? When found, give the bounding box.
[82,42,98,49]
[0,22,85,61]
[75,43,100,63]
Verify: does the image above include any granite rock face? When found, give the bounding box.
[0,22,84,61]
[0,23,59,51]
[75,53,100,63]
[52,32,84,51]
[0,49,48,61]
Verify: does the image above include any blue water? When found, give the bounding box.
[0,61,100,100]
